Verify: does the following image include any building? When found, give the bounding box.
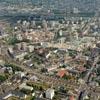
[8,46,14,54]
[28,45,34,52]
[0,67,6,74]
[46,89,55,100]
[57,69,68,78]
[69,95,76,100]
[46,66,58,72]
[0,60,5,65]
[16,34,23,41]
[2,90,27,100]
[15,71,25,78]
[14,52,27,61]
[19,83,33,91]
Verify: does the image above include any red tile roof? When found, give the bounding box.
[57,70,68,78]
[78,67,86,72]
[69,95,75,100]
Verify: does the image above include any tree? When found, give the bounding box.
[41,68,47,73]
[97,67,100,76]
[24,55,30,60]
[7,35,20,45]
[30,96,36,100]
[4,63,23,72]
[0,75,7,83]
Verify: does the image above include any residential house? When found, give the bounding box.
[16,34,23,41]
[14,52,27,61]
[46,66,58,72]
[28,45,34,52]
[8,46,14,54]
[57,69,68,78]
[30,75,38,81]
[46,89,55,100]
[0,67,6,74]
[6,67,13,74]
[0,60,5,65]
[69,95,76,100]
[15,71,26,78]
